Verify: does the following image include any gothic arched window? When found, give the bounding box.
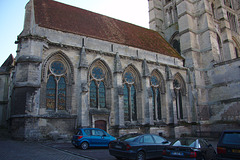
[90,67,106,108]
[173,79,183,119]
[170,32,181,54]
[227,12,237,32]
[123,71,137,121]
[46,61,66,111]
[150,71,164,120]
[172,40,181,54]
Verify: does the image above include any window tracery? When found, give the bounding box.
[150,70,165,121]
[88,60,112,110]
[90,66,106,108]
[123,71,137,121]
[173,73,186,120]
[46,60,67,111]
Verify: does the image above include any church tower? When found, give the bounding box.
[149,0,240,133]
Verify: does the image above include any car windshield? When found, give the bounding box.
[222,132,240,145]
[118,134,142,142]
[172,139,197,148]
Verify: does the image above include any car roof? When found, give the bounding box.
[223,130,240,133]
[78,128,104,130]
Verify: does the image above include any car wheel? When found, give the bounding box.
[136,151,145,160]
[114,156,122,160]
[80,142,89,150]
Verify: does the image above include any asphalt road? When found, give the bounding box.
[44,142,116,160]
[0,138,218,160]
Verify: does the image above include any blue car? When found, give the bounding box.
[71,128,116,150]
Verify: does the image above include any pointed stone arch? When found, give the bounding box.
[88,58,113,88]
[41,50,74,112]
[150,69,166,94]
[42,50,74,84]
[122,64,142,91]
[173,72,186,96]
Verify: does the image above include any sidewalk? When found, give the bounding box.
[0,139,90,160]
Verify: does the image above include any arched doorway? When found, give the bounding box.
[95,120,107,131]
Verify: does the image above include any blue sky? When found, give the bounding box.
[0,0,149,66]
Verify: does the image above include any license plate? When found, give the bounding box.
[115,145,122,149]
[232,149,240,153]
[171,152,183,156]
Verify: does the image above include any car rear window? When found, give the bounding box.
[173,139,197,148]
[118,134,142,142]
[84,129,91,136]
[221,132,240,145]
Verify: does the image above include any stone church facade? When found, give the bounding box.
[0,0,239,140]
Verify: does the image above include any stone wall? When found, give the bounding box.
[11,116,76,140]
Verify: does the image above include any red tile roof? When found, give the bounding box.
[34,0,183,59]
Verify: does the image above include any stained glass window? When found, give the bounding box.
[99,82,106,108]
[174,78,183,119]
[156,88,161,120]
[58,77,66,110]
[124,72,134,83]
[92,67,105,79]
[131,85,137,121]
[173,79,181,88]
[46,75,56,110]
[50,61,65,75]
[90,65,107,109]
[151,87,156,120]
[123,84,130,121]
[90,81,97,108]
[151,73,162,121]
[151,75,159,86]
[123,70,138,121]
[46,60,68,111]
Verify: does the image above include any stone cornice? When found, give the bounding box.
[14,82,41,88]
[16,55,42,64]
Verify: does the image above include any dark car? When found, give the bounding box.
[217,130,240,160]
[71,128,116,150]
[162,137,216,160]
[109,133,171,160]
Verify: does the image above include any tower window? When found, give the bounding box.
[227,12,237,32]
[172,40,181,54]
